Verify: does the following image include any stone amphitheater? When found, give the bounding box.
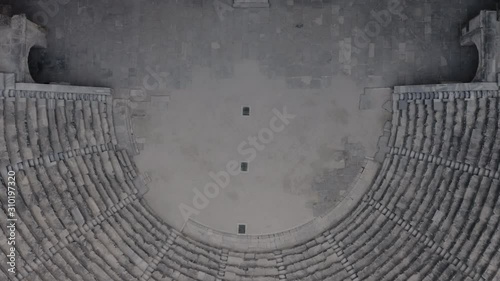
[2,1,500,281]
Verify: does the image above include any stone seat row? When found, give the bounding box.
[0,183,136,272]
[141,215,289,281]
[363,205,467,280]
[150,224,352,281]
[0,158,151,281]
[1,89,110,103]
[0,95,116,167]
[390,95,500,173]
[323,180,464,281]
[363,152,497,280]
[0,104,141,281]
[395,89,498,102]
[0,92,162,280]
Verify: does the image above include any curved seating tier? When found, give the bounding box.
[1,82,500,281]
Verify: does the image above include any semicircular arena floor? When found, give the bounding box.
[136,61,391,234]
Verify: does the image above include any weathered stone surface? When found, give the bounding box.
[0,15,46,82]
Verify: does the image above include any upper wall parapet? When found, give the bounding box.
[0,72,112,100]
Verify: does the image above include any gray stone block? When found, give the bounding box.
[398,100,408,110]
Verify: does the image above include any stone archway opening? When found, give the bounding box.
[463,44,480,83]
[27,46,48,83]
